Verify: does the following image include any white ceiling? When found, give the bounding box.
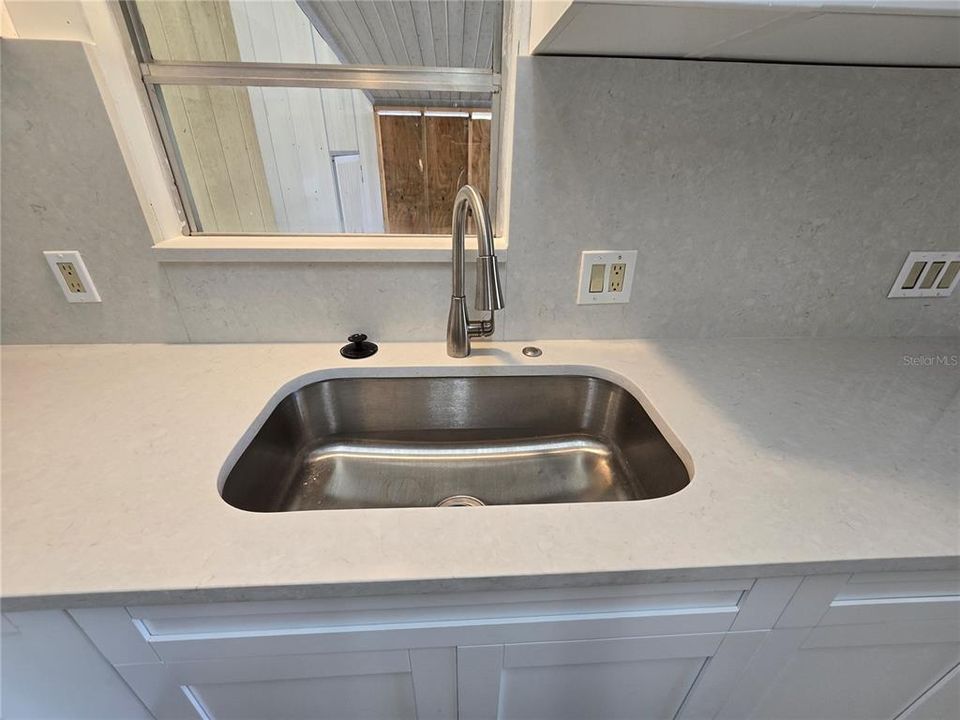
[297,0,502,69]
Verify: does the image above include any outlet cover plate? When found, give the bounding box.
[888,251,960,298]
[43,250,101,303]
[577,250,638,305]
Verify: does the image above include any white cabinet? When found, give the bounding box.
[717,621,960,720]
[0,610,151,720]
[716,572,960,720]
[116,648,455,720]
[457,632,765,720]
[530,1,960,67]
[70,578,763,720]
[902,665,960,720]
[59,571,960,720]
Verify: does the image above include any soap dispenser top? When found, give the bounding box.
[340,333,378,359]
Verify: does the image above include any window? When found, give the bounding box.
[122,0,501,236]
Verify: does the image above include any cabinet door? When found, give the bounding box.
[717,620,960,720]
[117,647,456,720]
[457,631,765,720]
[900,663,960,720]
[1,610,152,720]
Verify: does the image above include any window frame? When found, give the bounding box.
[118,0,506,249]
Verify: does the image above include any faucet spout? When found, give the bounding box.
[447,185,503,358]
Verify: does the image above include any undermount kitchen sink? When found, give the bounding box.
[220,375,690,511]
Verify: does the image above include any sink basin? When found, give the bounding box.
[220,375,690,511]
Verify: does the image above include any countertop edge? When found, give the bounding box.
[5,555,958,612]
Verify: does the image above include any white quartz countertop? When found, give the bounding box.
[2,338,958,610]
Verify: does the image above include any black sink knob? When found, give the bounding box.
[341,333,378,359]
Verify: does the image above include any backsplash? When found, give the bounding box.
[506,56,959,339]
[2,40,187,343]
[2,40,957,344]
[0,40,463,344]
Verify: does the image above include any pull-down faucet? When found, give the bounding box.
[446,185,504,358]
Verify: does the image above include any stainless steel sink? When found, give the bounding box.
[220,375,690,511]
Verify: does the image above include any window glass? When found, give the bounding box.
[135,0,501,70]
[130,0,500,235]
[156,85,491,234]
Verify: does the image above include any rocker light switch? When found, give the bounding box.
[588,264,606,293]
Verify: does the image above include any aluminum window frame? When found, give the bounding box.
[119,0,504,237]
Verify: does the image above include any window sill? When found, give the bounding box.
[152,235,508,263]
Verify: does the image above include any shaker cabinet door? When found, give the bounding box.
[716,620,960,720]
[457,631,765,720]
[117,647,456,720]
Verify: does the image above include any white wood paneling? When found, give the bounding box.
[298,1,500,69]
[355,89,386,232]
[334,153,365,232]
[138,0,276,233]
[228,0,384,233]
[298,0,500,105]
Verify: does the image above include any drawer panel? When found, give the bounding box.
[136,589,746,639]
[778,571,960,629]
[73,580,759,664]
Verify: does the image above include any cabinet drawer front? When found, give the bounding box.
[823,572,960,625]
[129,581,749,638]
[133,604,742,662]
[73,580,758,664]
[778,571,960,628]
[502,632,726,668]
[822,595,960,625]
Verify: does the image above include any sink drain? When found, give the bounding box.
[437,495,485,507]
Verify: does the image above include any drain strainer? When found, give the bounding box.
[437,495,485,507]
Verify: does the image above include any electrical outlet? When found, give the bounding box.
[609,263,626,292]
[43,251,100,303]
[577,251,637,304]
[56,262,86,293]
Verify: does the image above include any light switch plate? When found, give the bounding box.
[43,250,101,303]
[888,251,960,298]
[577,250,637,304]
